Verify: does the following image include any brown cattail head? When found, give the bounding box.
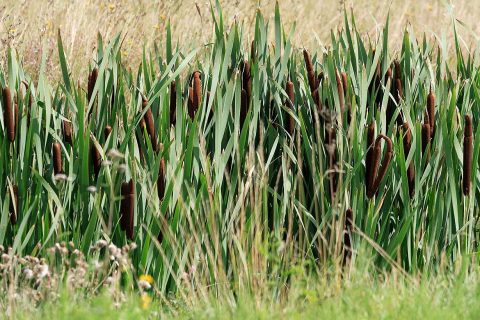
[240,89,248,128]
[63,120,73,145]
[427,85,435,138]
[143,98,158,152]
[91,142,101,177]
[421,120,431,159]
[87,67,98,103]
[385,68,392,82]
[394,60,401,78]
[104,125,112,138]
[303,49,314,74]
[192,71,202,112]
[250,41,256,62]
[170,81,177,126]
[285,81,295,135]
[463,115,473,196]
[343,208,353,266]
[157,158,165,201]
[401,123,415,198]
[3,86,15,142]
[326,126,338,198]
[241,60,252,103]
[395,78,403,100]
[341,72,348,94]
[9,185,18,225]
[52,142,63,175]
[120,180,135,240]
[367,134,393,198]
[366,122,376,196]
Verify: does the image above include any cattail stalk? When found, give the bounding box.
[87,67,98,103]
[427,85,435,138]
[53,142,63,175]
[367,134,393,198]
[91,142,101,177]
[463,115,473,196]
[157,158,165,201]
[104,125,112,138]
[402,123,415,197]
[188,87,195,119]
[343,208,353,266]
[366,122,376,196]
[240,89,248,128]
[3,87,15,142]
[170,81,176,126]
[285,81,295,135]
[120,180,135,240]
[63,120,73,145]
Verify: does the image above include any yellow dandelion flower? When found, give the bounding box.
[139,274,154,284]
[8,29,16,35]
[140,293,152,309]
[108,3,116,12]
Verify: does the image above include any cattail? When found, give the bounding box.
[87,67,98,103]
[317,71,324,87]
[120,180,135,240]
[367,134,393,198]
[63,120,73,145]
[401,123,415,198]
[52,142,63,175]
[104,125,112,138]
[285,81,295,135]
[394,60,401,79]
[250,41,256,62]
[240,89,248,128]
[91,142,101,177]
[193,71,202,113]
[303,49,314,74]
[366,122,376,196]
[326,126,338,198]
[427,85,435,138]
[137,117,146,162]
[341,72,348,99]
[303,49,318,104]
[241,60,252,104]
[143,98,158,152]
[170,81,176,126]
[343,208,353,266]
[3,87,15,142]
[9,185,18,225]
[157,158,165,201]
[463,115,473,196]
[188,87,195,119]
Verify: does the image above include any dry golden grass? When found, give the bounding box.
[0,0,477,79]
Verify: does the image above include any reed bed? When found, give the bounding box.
[0,3,479,303]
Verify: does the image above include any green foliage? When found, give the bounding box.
[0,3,479,300]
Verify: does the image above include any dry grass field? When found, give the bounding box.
[0,0,477,78]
